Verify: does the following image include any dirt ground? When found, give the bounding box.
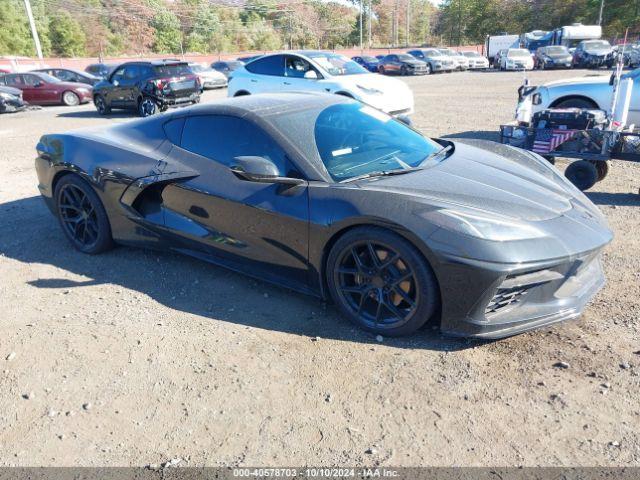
[0,69,639,467]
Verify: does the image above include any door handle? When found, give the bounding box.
[283,82,291,85]
[250,79,258,83]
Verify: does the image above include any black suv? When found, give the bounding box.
[92,60,201,117]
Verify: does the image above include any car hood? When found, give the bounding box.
[543,75,610,88]
[362,140,578,222]
[584,48,612,55]
[0,85,22,96]
[335,72,411,92]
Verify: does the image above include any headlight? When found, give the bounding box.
[356,84,383,95]
[0,92,15,100]
[423,209,547,241]
[76,87,90,93]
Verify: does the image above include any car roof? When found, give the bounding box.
[171,92,349,119]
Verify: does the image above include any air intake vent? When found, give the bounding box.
[485,287,528,314]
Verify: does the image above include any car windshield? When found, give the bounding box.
[584,40,611,49]
[189,64,206,72]
[462,51,480,57]
[544,46,568,54]
[154,64,193,76]
[508,49,530,57]
[361,56,378,62]
[306,52,367,75]
[397,54,415,61]
[313,103,442,181]
[439,49,453,55]
[426,50,442,57]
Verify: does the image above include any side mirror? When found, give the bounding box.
[230,156,304,185]
[34,81,43,87]
[304,70,318,80]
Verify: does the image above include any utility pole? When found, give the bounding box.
[359,0,363,52]
[368,0,372,48]
[406,0,410,47]
[597,0,604,26]
[23,0,43,60]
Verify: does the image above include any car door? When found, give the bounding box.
[106,66,127,107]
[22,74,55,104]
[243,55,285,93]
[282,55,325,92]
[119,64,141,107]
[2,74,32,102]
[160,114,310,288]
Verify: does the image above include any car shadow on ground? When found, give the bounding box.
[0,195,487,352]
[586,191,640,207]
[441,130,500,142]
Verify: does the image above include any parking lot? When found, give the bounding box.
[1,68,639,467]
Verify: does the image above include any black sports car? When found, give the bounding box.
[35,93,612,338]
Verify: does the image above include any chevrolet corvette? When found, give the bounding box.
[35,93,612,338]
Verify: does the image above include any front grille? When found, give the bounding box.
[485,286,528,314]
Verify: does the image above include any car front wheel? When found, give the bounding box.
[425,63,432,74]
[94,94,110,115]
[326,227,440,337]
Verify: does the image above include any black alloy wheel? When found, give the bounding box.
[138,97,157,117]
[327,227,439,336]
[94,95,110,115]
[55,175,114,254]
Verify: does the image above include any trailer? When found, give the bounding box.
[551,23,602,49]
[484,34,520,63]
[500,122,640,190]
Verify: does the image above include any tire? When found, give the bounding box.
[94,94,110,115]
[589,160,609,181]
[565,160,598,191]
[138,96,157,117]
[401,65,408,76]
[425,63,432,74]
[54,174,114,254]
[378,66,386,75]
[326,226,440,337]
[542,155,555,165]
[62,91,80,107]
[554,98,598,109]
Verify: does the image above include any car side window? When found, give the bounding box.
[284,56,315,78]
[56,70,74,81]
[246,55,284,76]
[23,74,40,86]
[124,65,140,80]
[139,66,154,78]
[4,74,22,86]
[111,67,125,82]
[181,115,293,176]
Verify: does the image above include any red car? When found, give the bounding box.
[0,72,92,106]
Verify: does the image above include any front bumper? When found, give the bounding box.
[153,91,200,106]
[203,78,228,89]
[505,63,533,70]
[0,96,27,113]
[439,250,606,338]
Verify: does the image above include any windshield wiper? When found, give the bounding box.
[341,167,422,183]
[420,144,453,166]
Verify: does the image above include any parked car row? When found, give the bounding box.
[352,48,489,75]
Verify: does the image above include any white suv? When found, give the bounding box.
[228,50,414,116]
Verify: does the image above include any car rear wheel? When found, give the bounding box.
[425,63,432,74]
[138,97,157,117]
[54,175,114,254]
[401,65,408,76]
[94,94,110,115]
[378,65,386,75]
[62,91,80,106]
[326,227,439,337]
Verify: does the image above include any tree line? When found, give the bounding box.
[434,0,640,46]
[0,0,436,58]
[1,0,638,58]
